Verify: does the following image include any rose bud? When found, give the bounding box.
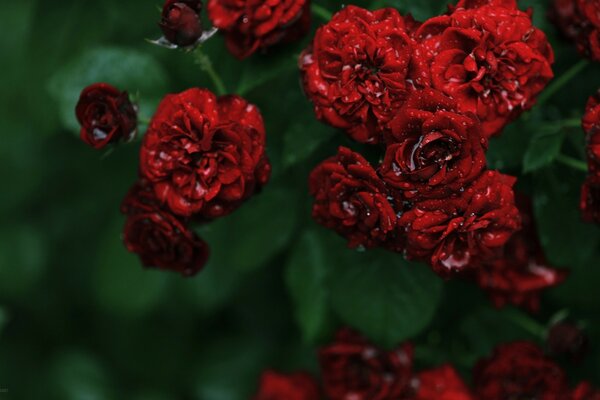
[121,181,210,277]
[546,321,589,363]
[319,328,414,400]
[309,146,400,250]
[75,83,137,149]
[414,365,474,400]
[140,88,270,219]
[160,0,203,47]
[253,371,321,400]
[473,341,571,400]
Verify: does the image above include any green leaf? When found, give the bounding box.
[47,47,168,133]
[282,120,337,169]
[330,249,443,348]
[285,229,335,343]
[200,184,298,272]
[92,218,169,317]
[533,166,600,267]
[0,307,7,337]
[236,48,299,96]
[48,351,115,400]
[523,126,565,173]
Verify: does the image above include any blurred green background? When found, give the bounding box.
[1,0,600,399]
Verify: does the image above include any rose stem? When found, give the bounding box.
[194,49,227,96]
[555,154,589,172]
[311,4,333,21]
[537,59,590,106]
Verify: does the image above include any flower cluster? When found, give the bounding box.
[550,0,600,62]
[305,0,559,306]
[253,329,599,400]
[581,91,600,223]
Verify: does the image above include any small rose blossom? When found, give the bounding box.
[414,365,474,400]
[121,181,209,277]
[473,341,570,400]
[75,83,137,149]
[253,371,320,400]
[309,146,399,250]
[140,88,270,219]
[547,321,589,362]
[300,6,415,144]
[572,382,600,400]
[399,170,521,276]
[207,0,310,59]
[160,0,203,47]
[583,91,600,170]
[319,328,414,400]
[380,89,487,200]
[550,0,600,62]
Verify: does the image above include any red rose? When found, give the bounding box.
[207,0,310,59]
[451,0,518,10]
[550,0,600,61]
[140,88,270,218]
[547,321,589,362]
[121,182,209,277]
[160,0,203,47]
[300,6,415,144]
[414,365,474,400]
[380,89,487,200]
[413,3,554,137]
[572,382,600,400]
[75,83,137,149]
[581,174,600,223]
[475,195,567,311]
[253,371,320,400]
[473,342,570,400]
[319,328,413,400]
[583,91,600,170]
[309,146,399,250]
[399,170,521,276]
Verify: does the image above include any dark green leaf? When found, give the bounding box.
[282,120,337,169]
[523,126,565,173]
[47,47,168,132]
[0,307,7,337]
[48,351,115,400]
[236,48,299,96]
[331,249,443,348]
[285,229,335,343]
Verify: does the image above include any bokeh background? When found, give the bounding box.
[1,0,600,399]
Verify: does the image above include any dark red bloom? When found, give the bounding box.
[414,365,474,400]
[309,146,399,250]
[380,89,487,200]
[399,170,521,276]
[583,91,600,170]
[550,0,600,62]
[572,382,600,400]
[207,0,310,59]
[319,328,414,400]
[475,195,567,311]
[300,6,415,144]
[140,88,270,219]
[473,342,570,400]
[121,181,209,277]
[160,0,203,47]
[253,371,320,400]
[547,321,589,362]
[413,3,554,137]
[451,0,518,10]
[75,83,137,149]
[581,174,600,223]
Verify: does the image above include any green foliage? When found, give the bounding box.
[523,126,566,173]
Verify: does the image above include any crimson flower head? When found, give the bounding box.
[550,0,600,62]
[319,328,414,400]
[309,146,400,250]
[207,0,310,59]
[300,6,415,144]
[380,89,487,200]
[572,382,600,400]
[121,181,209,277]
[75,83,137,149]
[412,1,554,137]
[399,170,521,276]
[581,175,600,223]
[160,0,203,47]
[253,371,320,400]
[583,91,600,169]
[139,88,271,219]
[414,365,474,400]
[473,341,570,400]
[475,195,567,311]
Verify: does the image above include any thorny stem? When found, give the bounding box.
[537,60,590,106]
[194,49,227,96]
[556,154,589,172]
[311,3,333,21]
